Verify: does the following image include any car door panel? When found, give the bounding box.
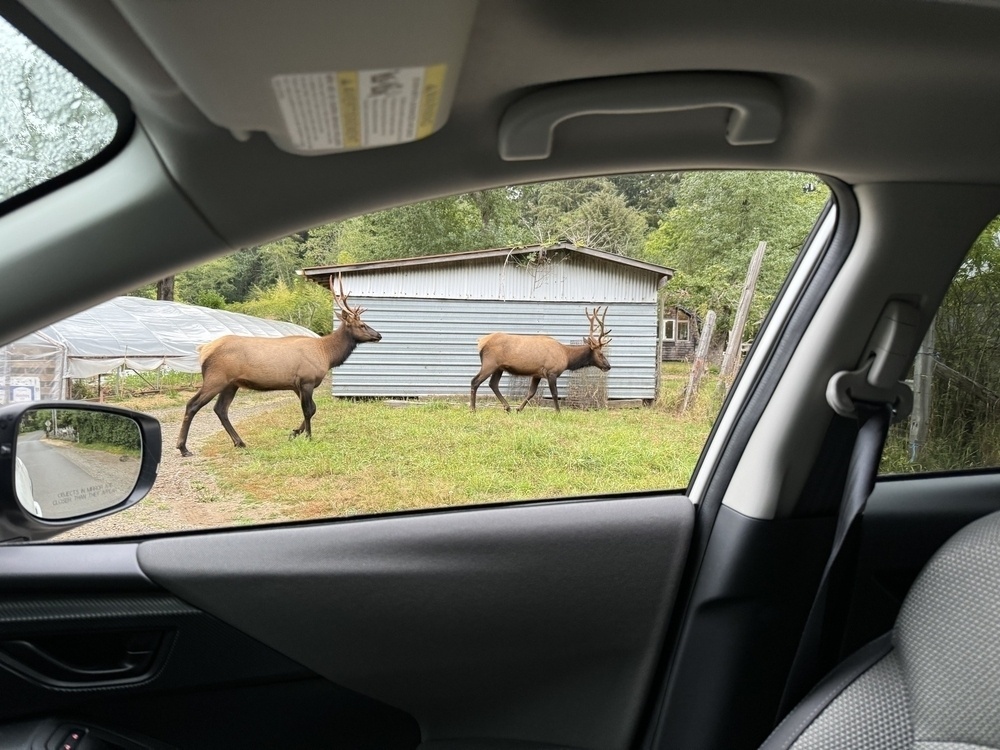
[0,547,420,749]
[135,494,694,749]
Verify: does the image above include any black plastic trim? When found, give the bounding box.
[0,717,176,750]
[0,543,155,592]
[0,1,135,218]
[878,465,1000,483]
[50,486,691,545]
[648,505,837,750]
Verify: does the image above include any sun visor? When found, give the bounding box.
[110,0,477,155]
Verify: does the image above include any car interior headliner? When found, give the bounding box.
[19,0,1000,238]
[4,0,1000,347]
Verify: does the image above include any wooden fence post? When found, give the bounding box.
[908,319,935,462]
[721,240,767,382]
[682,310,716,412]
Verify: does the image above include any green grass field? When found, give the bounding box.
[196,363,724,520]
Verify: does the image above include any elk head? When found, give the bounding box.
[331,274,382,342]
[585,306,612,371]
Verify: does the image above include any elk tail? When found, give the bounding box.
[197,338,225,363]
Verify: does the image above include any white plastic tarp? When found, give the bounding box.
[0,331,64,402]
[11,296,319,380]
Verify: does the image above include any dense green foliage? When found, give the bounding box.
[643,172,829,341]
[229,278,336,335]
[68,411,141,452]
[131,172,828,349]
[20,408,140,452]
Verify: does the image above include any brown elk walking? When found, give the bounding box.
[470,307,612,412]
[176,277,381,456]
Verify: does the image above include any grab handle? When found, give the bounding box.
[498,73,783,161]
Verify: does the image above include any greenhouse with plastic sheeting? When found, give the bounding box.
[0,297,317,402]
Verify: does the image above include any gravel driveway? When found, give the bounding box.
[58,392,296,541]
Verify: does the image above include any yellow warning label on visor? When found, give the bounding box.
[272,65,447,152]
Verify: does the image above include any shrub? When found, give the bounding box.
[61,410,140,452]
[230,278,333,334]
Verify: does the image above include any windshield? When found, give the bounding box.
[0,15,118,206]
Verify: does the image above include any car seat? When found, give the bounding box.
[760,509,1000,749]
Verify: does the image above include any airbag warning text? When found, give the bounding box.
[272,65,446,152]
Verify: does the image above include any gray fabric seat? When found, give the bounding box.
[761,510,1000,750]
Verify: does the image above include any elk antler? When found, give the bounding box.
[586,306,612,346]
[330,273,364,317]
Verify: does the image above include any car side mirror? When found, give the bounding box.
[0,402,160,542]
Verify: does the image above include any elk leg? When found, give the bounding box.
[213,384,246,448]
[516,377,541,412]
[470,368,490,411]
[547,375,561,412]
[292,383,317,440]
[289,386,305,439]
[488,371,512,412]
[177,383,227,457]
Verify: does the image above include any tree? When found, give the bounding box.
[156,276,175,301]
[520,178,649,255]
[169,238,309,306]
[302,189,532,266]
[644,171,829,342]
[229,277,338,335]
[608,172,681,228]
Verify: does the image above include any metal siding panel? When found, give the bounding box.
[335,253,657,304]
[333,298,658,399]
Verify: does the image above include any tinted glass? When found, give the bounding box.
[882,215,1000,473]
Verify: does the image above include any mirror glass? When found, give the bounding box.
[15,408,141,519]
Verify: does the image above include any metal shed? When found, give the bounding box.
[303,243,673,402]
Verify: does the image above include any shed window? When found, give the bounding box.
[677,320,690,342]
[663,319,675,341]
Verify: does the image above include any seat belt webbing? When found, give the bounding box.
[776,401,893,718]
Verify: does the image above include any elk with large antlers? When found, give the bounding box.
[470,306,612,412]
[176,276,381,456]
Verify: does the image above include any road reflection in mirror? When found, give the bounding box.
[15,407,141,519]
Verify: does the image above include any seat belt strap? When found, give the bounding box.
[776,401,893,717]
[776,301,922,719]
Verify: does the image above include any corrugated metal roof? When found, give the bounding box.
[303,242,674,283]
[310,248,662,304]
[332,298,658,400]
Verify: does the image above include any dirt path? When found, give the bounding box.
[59,392,297,541]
